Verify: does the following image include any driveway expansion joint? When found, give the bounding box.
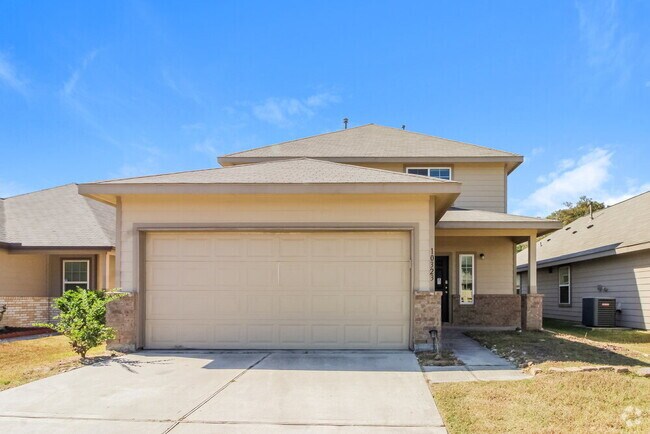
[162,351,272,434]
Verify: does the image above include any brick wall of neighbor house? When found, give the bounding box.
[106,292,137,352]
[521,294,543,330]
[451,294,521,327]
[0,296,58,327]
[413,290,442,347]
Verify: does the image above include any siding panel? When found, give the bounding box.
[522,251,650,329]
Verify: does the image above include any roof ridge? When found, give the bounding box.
[221,124,373,158]
[2,183,76,200]
[601,190,650,210]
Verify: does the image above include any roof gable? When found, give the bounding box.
[218,124,523,172]
[517,191,650,268]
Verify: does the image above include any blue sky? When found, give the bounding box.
[1,0,649,216]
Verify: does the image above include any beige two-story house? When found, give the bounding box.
[80,124,560,351]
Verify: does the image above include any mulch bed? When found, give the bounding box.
[0,327,53,340]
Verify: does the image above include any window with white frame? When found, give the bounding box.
[63,260,90,291]
[516,273,522,294]
[558,266,571,305]
[406,167,452,180]
[459,254,475,305]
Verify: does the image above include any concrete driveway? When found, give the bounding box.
[0,351,445,433]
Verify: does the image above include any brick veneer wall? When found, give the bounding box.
[451,294,521,327]
[413,290,442,346]
[106,292,138,352]
[521,294,543,330]
[0,296,59,327]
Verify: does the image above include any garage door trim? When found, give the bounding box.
[131,223,420,349]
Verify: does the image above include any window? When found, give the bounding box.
[406,167,452,180]
[459,254,475,305]
[516,273,521,294]
[63,260,90,291]
[558,266,571,305]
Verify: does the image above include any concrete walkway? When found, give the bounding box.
[423,328,532,383]
[0,350,446,433]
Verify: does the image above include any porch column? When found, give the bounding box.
[527,233,537,294]
[522,231,543,330]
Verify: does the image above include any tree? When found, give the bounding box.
[547,196,605,226]
[36,289,124,359]
[517,196,605,253]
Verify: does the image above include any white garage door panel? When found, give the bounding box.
[145,231,411,349]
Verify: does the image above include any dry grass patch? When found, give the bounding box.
[0,335,115,391]
[431,370,650,433]
[466,328,649,370]
[544,318,650,360]
[417,350,463,367]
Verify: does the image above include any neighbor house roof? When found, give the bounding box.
[218,124,524,173]
[0,184,115,249]
[438,207,561,233]
[517,191,650,270]
[79,158,462,219]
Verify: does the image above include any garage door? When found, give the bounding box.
[145,231,411,349]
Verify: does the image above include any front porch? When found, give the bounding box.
[0,249,115,327]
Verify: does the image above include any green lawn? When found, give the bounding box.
[429,322,650,433]
[0,335,111,391]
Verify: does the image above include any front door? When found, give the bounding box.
[434,256,450,322]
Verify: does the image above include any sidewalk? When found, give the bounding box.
[423,328,532,383]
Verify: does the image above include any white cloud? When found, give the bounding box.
[536,158,576,184]
[162,69,201,105]
[575,0,634,86]
[517,148,613,215]
[601,182,650,205]
[531,147,544,156]
[193,138,218,158]
[252,92,340,127]
[61,50,97,97]
[0,52,28,94]
[515,147,650,216]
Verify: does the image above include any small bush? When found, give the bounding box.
[36,288,124,359]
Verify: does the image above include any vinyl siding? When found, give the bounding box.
[119,194,433,295]
[519,250,650,329]
[354,162,507,213]
[436,236,515,295]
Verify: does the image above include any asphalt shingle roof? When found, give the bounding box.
[517,191,650,268]
[439,207,559,224]
[0,184,115,248]
[219,124,521,160]
[95,158,455,185]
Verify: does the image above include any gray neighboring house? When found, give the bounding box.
[517,191,650,329]
[0,184,115,327]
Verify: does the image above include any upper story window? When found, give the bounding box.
[406,167,452,180]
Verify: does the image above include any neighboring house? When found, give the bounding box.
[79,124,560,351]
[0,184,115,327]
[517,191,650,330]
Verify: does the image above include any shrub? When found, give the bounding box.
[36,288,125,359]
